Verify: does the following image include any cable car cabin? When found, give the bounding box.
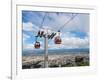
[54,36,62,44]
[34,42,40,49]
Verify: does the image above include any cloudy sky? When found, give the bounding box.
[22,11,89,50]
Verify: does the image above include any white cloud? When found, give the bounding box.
[23,36,89,50]
[23,22,33,31]
[23,22,39,33]
[62,37,89,48]
[23,44,34,50]
[48,44,64,49]
[48,36,89,49]
[23,33,30,43]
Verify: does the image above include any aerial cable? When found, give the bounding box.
[37,12,48,37]
[39,12,47,29]
[54,13,78,44]
[58,13,78,31]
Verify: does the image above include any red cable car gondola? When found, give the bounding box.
[34,36,40,49]
[54,30,62,44]
[54,36,62,44]
[34,42,40,49]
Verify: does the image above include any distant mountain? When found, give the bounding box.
[22,48,89,56]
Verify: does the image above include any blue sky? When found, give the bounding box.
[22,11,89,50]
